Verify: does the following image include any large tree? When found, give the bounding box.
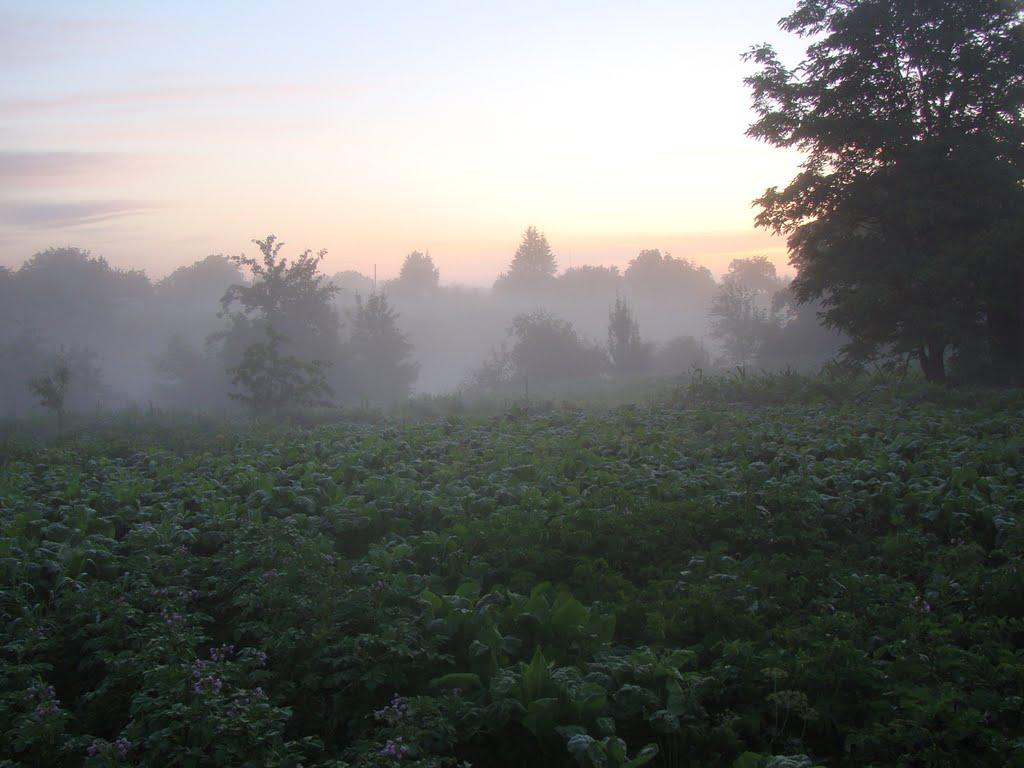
[216,235,342,409]
[622,249,718,340]
[219,236,340,342]
[385,252,442,301]
[156,254,243,310]
[346,292,418,404]
[493,227,558,295]
[228,326,333,413]
[709,280,771,367]
[505,310,607,384]
[746,0,1024,382]
[607,297,652,377]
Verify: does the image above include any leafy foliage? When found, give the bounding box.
[347,293,419,404]
[387,252,441,298]
[709,282,770,367]
[215,235,344,406]
[507,311,607,386]
[28,355,72,428]
[493,227,559,294]
[2,379,1023,765]
[745,0,1024,382]
[228,326,334,412]
[608,298,652,378]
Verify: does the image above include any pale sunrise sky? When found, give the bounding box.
[0,1,806,284]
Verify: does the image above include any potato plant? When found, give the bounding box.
[2,381,1022,766]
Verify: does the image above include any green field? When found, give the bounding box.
[2,381,1023,767]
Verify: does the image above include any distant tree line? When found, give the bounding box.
[0,231,845,417]
[2,0,1018,411]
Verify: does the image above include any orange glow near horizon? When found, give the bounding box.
[1,1,805,284]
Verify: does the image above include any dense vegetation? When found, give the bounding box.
[3,377,1022,767]
[745,0,1024,384]
[0,239,839,419]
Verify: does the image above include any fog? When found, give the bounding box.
[0,228,843,417]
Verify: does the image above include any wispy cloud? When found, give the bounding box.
[0,151,127,184]
[0,83,348,117]
[0,200,164,230]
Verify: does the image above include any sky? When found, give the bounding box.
[0,1,806,284]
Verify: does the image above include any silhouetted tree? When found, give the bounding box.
[723,256,784,303]
[493,227,558,294]
[331,270,375,305]
[623,250,716,300]
[153,256,245,370]
[0,329,45,417]
[155,334,230,410]
[215,235,343,403]
[756,287,845,370]
[0,267,13,326]
[559,265,622,299]
[347,293,418,403]
[654,336,711,374]
[220,236,339,336]
[156,254,243,309]
[622,249,718,339]
[30,354,72,430]
[746,0,1024,382]
[228,326,333,413]
[710,281,770,366]
[706,257,791,366]
[463,344,514,395]
[506,310,606,384]
[607,297,652,377]
[9,248,152,397]
[387,251,440,297]
[60,346,107,411]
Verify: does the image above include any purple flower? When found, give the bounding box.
[35,702,60,718]
[161,609,183,625]
[209,644,235,662]
[374,694,410,722]
[191,675,224,695]
[379,738,410,760]
[25,681,61,719]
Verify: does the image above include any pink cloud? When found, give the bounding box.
[0,83,352,117]
[0,199,165,229]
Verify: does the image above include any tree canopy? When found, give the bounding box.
[607,297,652,377]
[506,310,606,384]
[494,227,558,294]
[746,0,1024,382]
[346,292,419,403]
[397,251,439,289]
[216,236,342,411]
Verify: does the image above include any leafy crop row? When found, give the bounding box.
[2,389,1023,766]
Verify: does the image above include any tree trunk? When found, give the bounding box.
[984,267,1023,385]
[918,337,947,383]
[1019,266,1024,386]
